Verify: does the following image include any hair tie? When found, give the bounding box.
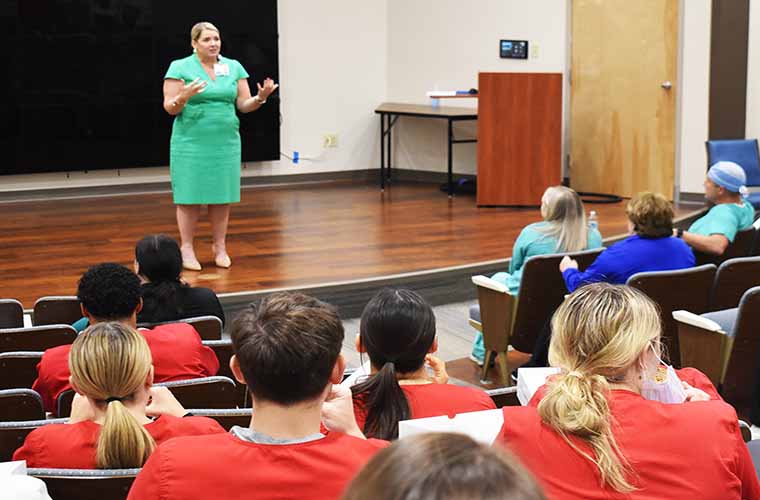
[105,396,123,403]
[565,370,585,379]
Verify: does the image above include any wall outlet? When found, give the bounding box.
[531,43,540,59]
[323,134,338,148]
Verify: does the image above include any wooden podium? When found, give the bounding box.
[476,73,563,206]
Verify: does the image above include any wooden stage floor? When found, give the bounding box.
[1,181,703,307]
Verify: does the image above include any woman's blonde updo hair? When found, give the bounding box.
[537,186,589,253]
[69,322,155,469]
[537,283,661,493]
[626,191,674,238]
[191,22,219,43]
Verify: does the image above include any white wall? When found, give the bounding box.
[747,0,760,143]
[678,0,711,195]
[1,0,387,192]
[385,0,568,176]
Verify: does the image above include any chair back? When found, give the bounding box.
[159,376,238,409]
[510,247,605,354]
[711,256,760,310]
[29,468,140,500]
[0,324,77,353]
[0,418,66,462]
[0,299,24,329]
[706,139,760,185]
[139,315,222,341]
[185,408,253,431]
[203,340,249,407]
[471,277,515,354]
[694,227,756,266]
[32,296,81,326]
[627,264,716,366]
[0,351,43,390]
[0,389,45,421]
[720,287,760,421]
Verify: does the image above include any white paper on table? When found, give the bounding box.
[517,367,561,406]
[398,408,504,445]
[426,90,457,97]
[0,461,52,500]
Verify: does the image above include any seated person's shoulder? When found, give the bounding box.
[153,414,226,435]
[146,322,201,340]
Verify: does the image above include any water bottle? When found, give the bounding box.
[588,210,598,232]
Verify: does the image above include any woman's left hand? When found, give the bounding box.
[68,393,97,424]
[256,78,279,100]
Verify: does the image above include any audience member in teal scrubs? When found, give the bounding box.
[679,161,755,256]
[470,186,602,365]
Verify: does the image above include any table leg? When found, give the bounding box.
[380,114,385,191]
[447,119,454,197]
[387,115,392,181]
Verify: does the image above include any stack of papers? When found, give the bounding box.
[517,367,560,405]
[398,408,504,444]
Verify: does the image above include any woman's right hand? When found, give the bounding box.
[559,256,579,272]
[178,77,207,101]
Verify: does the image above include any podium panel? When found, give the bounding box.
[477,73,562,206]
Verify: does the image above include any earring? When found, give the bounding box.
[193,48,197,53]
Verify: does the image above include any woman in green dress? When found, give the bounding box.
[162,22,278,271]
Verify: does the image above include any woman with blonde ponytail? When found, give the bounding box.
[14,323,224,469]
[497,283,760,499]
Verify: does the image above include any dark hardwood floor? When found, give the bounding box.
[1,181,702,307]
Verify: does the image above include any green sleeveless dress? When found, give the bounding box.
[164,54,249,204]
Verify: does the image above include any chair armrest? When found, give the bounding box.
[672,310,725,334]
[472,275,509,293]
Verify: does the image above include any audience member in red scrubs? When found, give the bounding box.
[497,283,760,500]
[344,432,546,500]
[128,292,387,500]
[14,322,224,468]
[32,263,218,414]
[351,288,495,440]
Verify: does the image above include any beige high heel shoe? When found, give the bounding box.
[181,245,201,271]
[213,244,231,269]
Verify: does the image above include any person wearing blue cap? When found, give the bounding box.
[677,161,755,255]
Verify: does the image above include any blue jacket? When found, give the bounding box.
[562,235,695,292]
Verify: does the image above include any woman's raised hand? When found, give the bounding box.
[256,78,279,100]
[180,77,207,101]
[425,354,449,385]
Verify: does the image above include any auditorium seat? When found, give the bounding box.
[139,315,223,341]
[694,226,756,266]
[470,247,605,386]
[32,296,81,327]
[626,264,716,366]
[184,408,253,431]
[0,351,42,390]
[203,339,249,407]
[0,298,24,329]
[710,256,760,311]
[0,324,76,353]
[706,139,760,208]
[0,418,66,462]
[57,375,239,418]
[676,286,760,421]
[0,389,45,422]
[29,467,140,500]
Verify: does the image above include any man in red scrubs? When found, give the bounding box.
[128,292,387,500]
[33,263,219,414]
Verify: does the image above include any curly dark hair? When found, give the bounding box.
[77,263,141,321]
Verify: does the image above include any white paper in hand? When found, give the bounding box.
[398,408,504,445]
[517,367,561,406]
[0,461,52,500]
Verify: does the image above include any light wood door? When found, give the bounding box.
[570,0,678,198]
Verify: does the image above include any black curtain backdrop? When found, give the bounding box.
[0,0,279,175]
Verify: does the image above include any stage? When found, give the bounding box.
[1,180,705,312]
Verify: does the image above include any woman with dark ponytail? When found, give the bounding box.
[135,234,224,325]
[351,289,495,440]
[13,322,224,468]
